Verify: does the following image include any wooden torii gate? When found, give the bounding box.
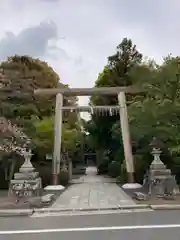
[34,85,140,185]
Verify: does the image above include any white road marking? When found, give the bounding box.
[1,224,180,235]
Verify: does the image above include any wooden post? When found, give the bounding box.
[118,92,135,183]
[52,93,63,185]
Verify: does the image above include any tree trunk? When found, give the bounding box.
[96,149,104,166]
[8,161,16,186]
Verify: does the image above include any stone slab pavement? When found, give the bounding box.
[51,167,136,210]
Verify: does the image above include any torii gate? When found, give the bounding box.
[34,85,141,186]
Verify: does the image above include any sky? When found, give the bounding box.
[0,0,180,113]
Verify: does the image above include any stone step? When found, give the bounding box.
[134,192,147,201]
[41,194,55,204]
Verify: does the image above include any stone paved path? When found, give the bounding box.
[51,167,136,210]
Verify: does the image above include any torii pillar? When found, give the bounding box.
[118,92,134,183]
[53,93,63,185]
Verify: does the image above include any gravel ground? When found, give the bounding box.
[120,184,180,205]
[135,197,180,205]
[0,174,83,209]
[0,187,67,209]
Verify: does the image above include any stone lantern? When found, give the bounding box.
[19,148,35,173]
[149,137,164,151]
[8,148,42,198]
[149,137,165,170]
[143,137,179,198]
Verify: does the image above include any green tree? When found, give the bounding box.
[0,55,59,121]
[0,55,83,186]
[0,55,79,156]
[111,56,180,182]
[87,40,180,182]
[92,38,142,105]
[31,117,82,155]
[86,38,143,162]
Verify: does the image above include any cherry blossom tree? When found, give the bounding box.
[0,117,30,155]
[0,117,31,182]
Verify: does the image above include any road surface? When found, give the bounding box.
[0,210,180,239]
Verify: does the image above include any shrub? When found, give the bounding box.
[97,159,109,174]
[108,161,121,178]
[59,170,69,186]
[170,156,180,184]
[120,161,127,183]
[120,156,146,184]
[134,154,147,183]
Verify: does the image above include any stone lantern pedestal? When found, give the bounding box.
[8,149,42,198]
[143,148,179,198]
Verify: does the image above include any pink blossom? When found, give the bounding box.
[0,117,30,154]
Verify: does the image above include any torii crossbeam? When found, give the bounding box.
[34,85,142,186]
[34,85,141,96]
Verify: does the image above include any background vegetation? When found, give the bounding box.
[1,37,180,187]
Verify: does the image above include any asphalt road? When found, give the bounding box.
[0,210,180,239]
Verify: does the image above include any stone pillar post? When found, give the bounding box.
[118,92,135,183]
[52,93,63,185]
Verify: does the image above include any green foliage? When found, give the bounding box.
[0,55,60,122]
[59,170,69,186]
[0,55,81,161]
[108,161,121,178]
[30,116,82,157]
[84,37,180,182]
[31,117,54,152]
[86,37,143,163]
[62,123,81,152]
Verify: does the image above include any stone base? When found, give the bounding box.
[44,185,65,191]
[14,172,39,180]
[122,183,143,189]
[146,174,179,197]
[9,177,42,198]
[163,195,176,200]
[151,169,171,175]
